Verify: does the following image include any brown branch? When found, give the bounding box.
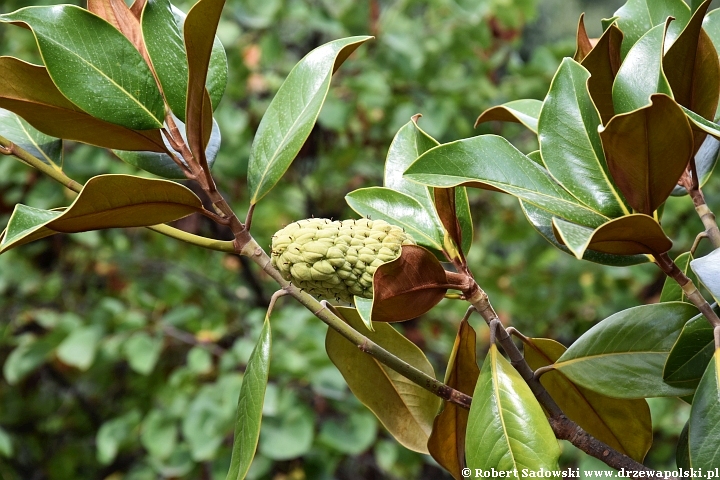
[680,161,720,249]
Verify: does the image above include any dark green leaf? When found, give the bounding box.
[687,349,720,467]
[0,174,204,253]
[691,249,720,303]
[405,135,608,227]
[664,304,717,389]
[677,422,690,468]
[474,99,542,134]
[612,22,673,114]
[248,36,371,204]
[614,0,691,57]
[466,345,560,471]
[0,108,61,168]
[325,307,441,453]
[554,302,699,398]
[600,94,693,215]
[226,314,271,480]
[539,58,628,217]
[0,6,164,129]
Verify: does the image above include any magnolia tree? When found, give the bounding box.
[1,0,720,477]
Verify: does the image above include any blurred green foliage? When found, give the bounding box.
[0,0,712,478]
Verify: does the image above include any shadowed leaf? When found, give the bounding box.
[248,36,371,204]
[433,187,466,264]
[0,57,165,151]
[687,349,720,467]
[552,214,671,259]
[554,302,699,398]
[600,94,693,215]
[573,14,593,62]
[466,345,560,472]
[0,109,61,168]
[0,174,203,253]
[226,314,271,480]
[539,58,628,217]
[581,23,623,124]
[612,21,673,114]
[325,307,441,454]
[474,99,542,134]
[369,245,452,323]
[664,305,718,389]
[524,338,652,462]
[0,5,164,129]
[660,252,697,302]
[428,320,479,480]
[405,135,608,228]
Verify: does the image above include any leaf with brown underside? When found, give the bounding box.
[371,245,456,323]
[664,0,719,151]
[87,0,149,64]
[599,94,693,215]
[581,23,623,125]
[0,57,165,152]
[325,307,441,454]
[428,320,480,480]
[129,0,146,19]
[524,338,652,462]
[433,187,466,266]
[574,14,594,62]
[184,0,223,169]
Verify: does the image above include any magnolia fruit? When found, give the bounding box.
[271,218,416,302]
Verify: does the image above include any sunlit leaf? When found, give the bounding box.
[325,307,441,453]
[474,99,542,134]
[613,0,690,57]
[554,302,699,398]
[600,94,693,215]
[248,36,371,204]
[524,338,652,462]
[466,345,560,472]
[0,174,204,253]
[0,5,164,129]
[226,314,271,480]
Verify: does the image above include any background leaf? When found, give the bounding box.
[524,337,652,462]
[226,314,271,480]
[247,36,372,204]
[0,5,164,129]
[325,307,441,454]
[466,345,560,472]
[554,302,699,398]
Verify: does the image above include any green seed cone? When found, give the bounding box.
[271,218,415,302]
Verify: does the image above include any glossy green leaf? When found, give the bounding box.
[539,58,628,217]
[614,0,691,57]
[581,23,623,125]
[0,108,61,168]
[405,135,608,228]
[142,0,188,121]
[428,320,480,480]
[56,326,103,371]
[114,117,221,179]
[613,22,673,114]
[552,214,671,259]
[524,338,652,462]
[0,57,165,151]
[466,345,560,472]
[0,5,164,129]
[519,201,648,266]
[0,174,203,253]
[345,187,444,252]
[660,252,696,302]
[687,348,720,467]
[664,0,720,137]
[325,307,441,453]
[248,36,371,204]
[554,302,699,398]
[600,94,693,215]
[664,304,718,389]
[474,99,542,134]
[226,314,271,480]
[691,249,720,303]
